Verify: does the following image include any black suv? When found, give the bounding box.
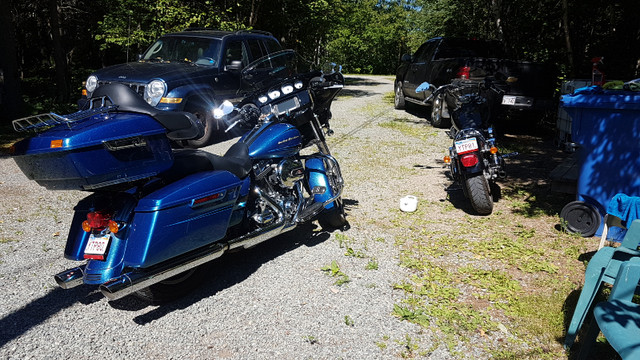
[82,29,282,146]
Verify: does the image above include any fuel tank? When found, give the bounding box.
[243,121,303,159]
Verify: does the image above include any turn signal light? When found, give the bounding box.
[443,155,451,164]
[490,147,498,154]
[50,139,63,148]
[160,97,183,104]
[108,220,120,234]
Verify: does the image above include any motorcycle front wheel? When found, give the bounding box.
[134,264,210,304]
[465,175,493,215]
[318,198,348,230]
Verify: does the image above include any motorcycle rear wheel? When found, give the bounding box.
[465,175,493,215]
[134,264,210,304]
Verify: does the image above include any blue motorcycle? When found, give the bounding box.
[10,50,347,303]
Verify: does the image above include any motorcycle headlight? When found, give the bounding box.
[144,80,166,106]
[85,75,98,95]
[281,84,294,95]
[294,80,303,89]
[258,95,268,104]
[268,90,281,100]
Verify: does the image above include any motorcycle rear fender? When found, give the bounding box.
[305,156,336,210]
[64,193,138,261]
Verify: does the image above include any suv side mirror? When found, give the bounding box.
[401,54,412,63]
[225,60,243,72]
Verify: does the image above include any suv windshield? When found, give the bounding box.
[141,36,221,66]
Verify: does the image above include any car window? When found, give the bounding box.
[264,38,282,54]
[142,36,221,66]
[247,39,265,60]
[223,40,249,68]
[414,42,435,62]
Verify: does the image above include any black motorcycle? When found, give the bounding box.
[417,78,518,215]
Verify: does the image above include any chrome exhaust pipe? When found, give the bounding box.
[99,242,227,301]
[100,218,290,301]
[54,265,85,289]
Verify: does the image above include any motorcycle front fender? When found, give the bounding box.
[305,156,337,210]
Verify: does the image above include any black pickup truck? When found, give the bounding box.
[394,37,556,127]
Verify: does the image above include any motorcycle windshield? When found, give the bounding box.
[241,50,312,90]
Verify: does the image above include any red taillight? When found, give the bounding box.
[457,66,471,79]
[82,211,111,232]
[460,153,479,167]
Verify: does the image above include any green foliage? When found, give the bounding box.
[321,260,351,286]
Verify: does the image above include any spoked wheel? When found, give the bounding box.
[394,81,405,110]
[560,201,601,237]
[430,94,451,128]
[465,175,493,215]
[134,264,210,304]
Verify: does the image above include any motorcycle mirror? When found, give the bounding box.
[213,100,234,119]
[415,82,432,93]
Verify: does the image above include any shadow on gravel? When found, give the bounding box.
[0,287,103,347]
[108,214,350,323]
[340,76,390,98]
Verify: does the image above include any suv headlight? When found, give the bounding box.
[144,80,166,106]
[85,75,98,95]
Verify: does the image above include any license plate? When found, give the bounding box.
[502,95,516,105]
[455,137,479,154]
[84,234,111,259]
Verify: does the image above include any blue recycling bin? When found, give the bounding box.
[561,86,640,237]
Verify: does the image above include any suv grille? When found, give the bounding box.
[98,81,146,96]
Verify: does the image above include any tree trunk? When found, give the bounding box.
[561,0,574,77]
[48,0,70,103]
[0,0,24,121]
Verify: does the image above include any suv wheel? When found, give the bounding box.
[185,101,217,148]
[394,81,405,110]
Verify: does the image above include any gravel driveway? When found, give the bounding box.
[0,75,461,359]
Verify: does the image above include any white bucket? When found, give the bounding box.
[399,195,418,212]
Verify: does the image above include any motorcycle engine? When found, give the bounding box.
[251,159,304,226]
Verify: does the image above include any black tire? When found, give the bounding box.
[184,102,217,148]
[134,265,209,304]
[560,201,601,237]
[430,93,451,128]
[394,81,405,110]
[318,198,348,230]
[465,175,493,215]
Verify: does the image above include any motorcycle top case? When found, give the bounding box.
[11,112,173,190]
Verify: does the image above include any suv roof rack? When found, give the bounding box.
[235,29,273,36]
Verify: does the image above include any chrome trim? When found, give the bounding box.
[54,265,85,289]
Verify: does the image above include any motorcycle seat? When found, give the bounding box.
[166,142,252,180]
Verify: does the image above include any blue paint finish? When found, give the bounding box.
[12,113,173,190]
[305,157,335,210]
[83,233,127,285]
[124,170,243,267]
[246,122,302,159]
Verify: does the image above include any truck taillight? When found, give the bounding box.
[457,66,471,79]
